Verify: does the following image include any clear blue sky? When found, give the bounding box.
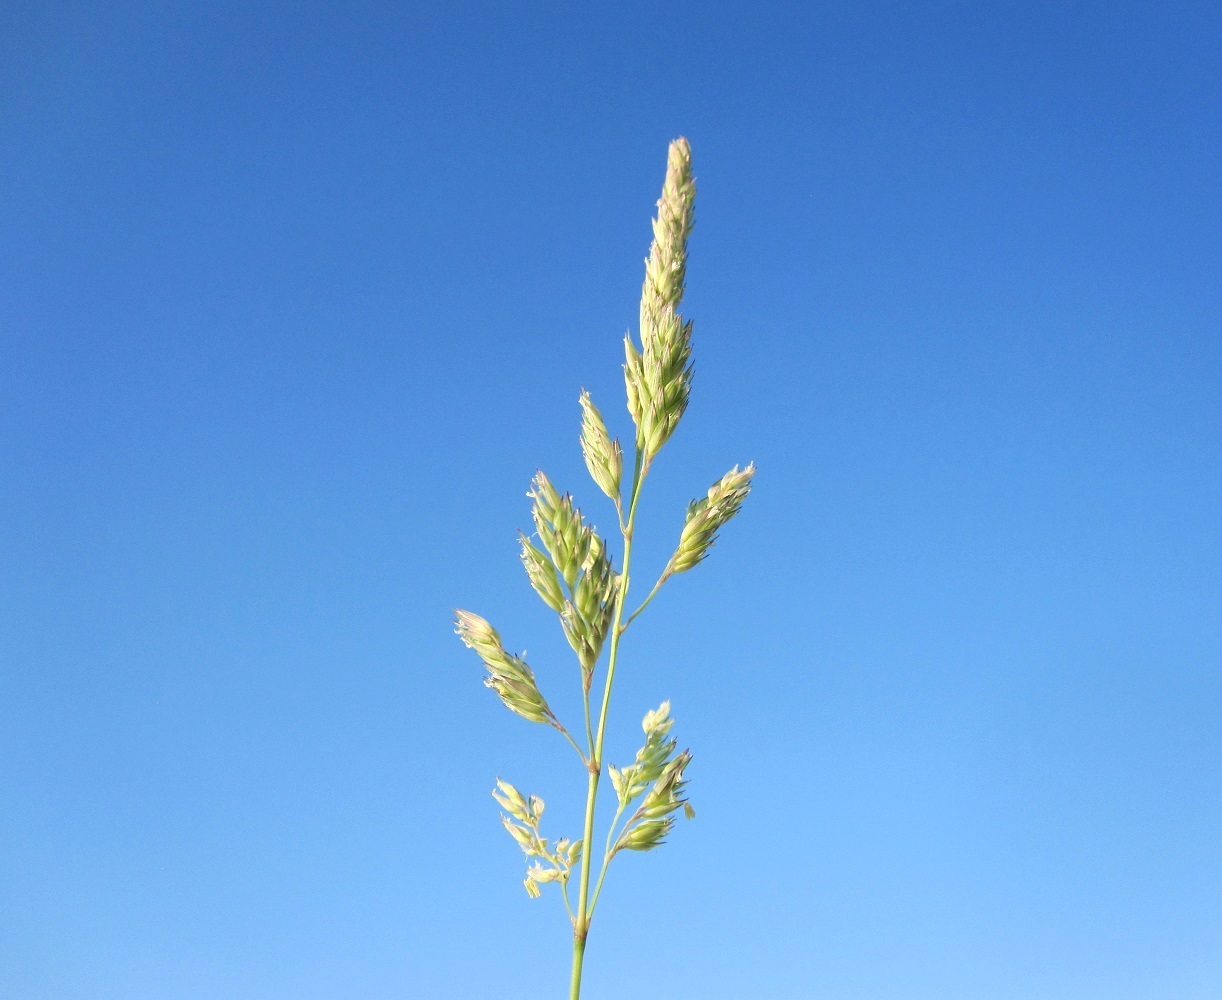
[2,2,1219,998]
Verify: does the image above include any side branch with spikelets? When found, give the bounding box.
[453,138,754,1000]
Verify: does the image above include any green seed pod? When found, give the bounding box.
[530,470,562,518]
[642,701,673,736]
[453,610,505,666]
[484,657,552,724]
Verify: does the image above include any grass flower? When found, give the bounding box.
[454,139,753,999]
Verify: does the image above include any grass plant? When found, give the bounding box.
[455,138,753,1000]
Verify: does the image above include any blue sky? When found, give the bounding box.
[2,2,1219,998]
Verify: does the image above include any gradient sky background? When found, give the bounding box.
[2,3,1219,999]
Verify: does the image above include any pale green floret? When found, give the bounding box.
[493,778,533,824]
[528,471,595,590]
[502,814,538,853]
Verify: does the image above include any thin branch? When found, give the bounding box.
[550,716,590,768]
[622,565,672,632]
[588,800,629,917]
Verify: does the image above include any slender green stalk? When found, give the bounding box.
[581,685,595,762]
[588,799,627,916]
[554,721,589,767]
[569,934,587,1000]
[570,766,599,995]
[570,457,644,999]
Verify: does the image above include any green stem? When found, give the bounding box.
[570,769,598,1000]
[570,934,587,1000]
[569,451,647,1000]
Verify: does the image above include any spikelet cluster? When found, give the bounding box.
[454,610,552,724]
[493,779,583,899]
[668,464,756,575]
[625,138,696,461]
[579,390,622,502]
[606,702,695,856]
[523,471,617,681]
[608,701,677,806]
[612,748,694,855]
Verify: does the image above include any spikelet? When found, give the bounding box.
[454,611,553,724]
[519,533,565,612]
[579,390,623,502]
[528,471,590,590]
[668,464,755,575]
[526,471,618,680]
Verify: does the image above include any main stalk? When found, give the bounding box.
[569,459,644,999]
